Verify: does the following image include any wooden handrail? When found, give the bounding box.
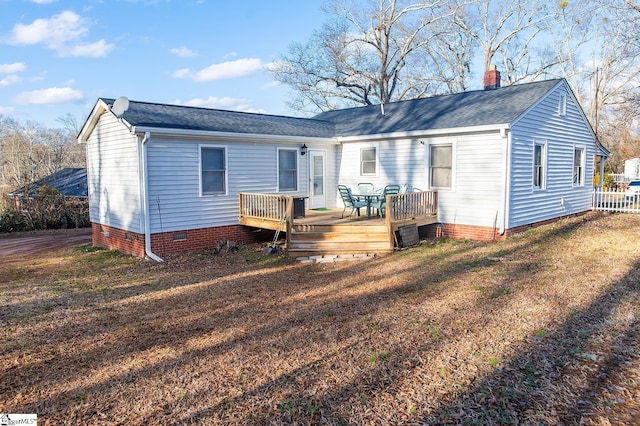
[387,191,438,221]
[239,192,291,221]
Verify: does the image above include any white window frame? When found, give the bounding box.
[427,142,455,191]
[533,140,547,191]
[199,144,228,196]
[277,147,299,192]
[558,93,567,116]
[359,144,379,177]
[573,145,586,187]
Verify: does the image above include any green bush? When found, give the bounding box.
[0,208,27,232]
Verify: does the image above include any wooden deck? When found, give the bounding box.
[239,192,438,256]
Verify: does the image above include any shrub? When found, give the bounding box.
[0,193,90,233]
[0,208,27,232]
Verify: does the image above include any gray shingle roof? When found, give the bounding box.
[10,168,87,198]
[101,79,562,139]
[313,79,563,136]
[101,99,335,138]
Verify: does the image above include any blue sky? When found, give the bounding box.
[0,0,326,129]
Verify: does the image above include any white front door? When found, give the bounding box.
[309,150,326,209]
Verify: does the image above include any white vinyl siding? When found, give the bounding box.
[144,140,334,233]
[337,140,424,193]
[85,112,142,233]
[337,135,505,230]
[435,134,505,229]
[508,82,596,229]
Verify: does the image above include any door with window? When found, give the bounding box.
[309,150,326,209]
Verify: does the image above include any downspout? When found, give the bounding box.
[139,132,163,262]
[598,145,606,189]
[499,128,512,235]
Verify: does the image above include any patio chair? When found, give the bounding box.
[338,185,367,218]
[400,184,422,193]
[357,182,375,194]
[374,184,400,218]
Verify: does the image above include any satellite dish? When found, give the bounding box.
[111,96,130,118]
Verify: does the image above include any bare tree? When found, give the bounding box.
[421,3,476,93]
[450,0,559,84]
[0,115,86,192]
[550,0,640,172]
[627,0,640,11]
[271,0,449,113]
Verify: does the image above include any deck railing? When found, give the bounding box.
[239,193,290,221]
[386,190,438,221]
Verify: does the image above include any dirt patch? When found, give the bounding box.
[0,228,91,258]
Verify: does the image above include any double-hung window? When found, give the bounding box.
[573,147,585,186]
[430,144,452,189]
[360,147,377,176]
[278,148,298,191]
[201,146,226,195]
[533,142,546,189]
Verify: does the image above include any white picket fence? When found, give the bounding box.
[593,188,640,213]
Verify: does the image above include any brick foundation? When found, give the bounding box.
[149,225,258,256]
[91,222,262,258]
[502,211,588,237]
[421,223,504,242]
[92,223,146,257]
[421,212,588,242]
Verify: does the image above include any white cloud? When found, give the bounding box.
[28,0,58,3]
[8,11,86,45]
[0,106,15,115]
[14,87,83,105]
[171,68,191,79]
[6,10,113,57]
[0,62,26,74]
[223,51,237,60]
[170,46,197,57]
[261,80,281,90]
[173,58,265,82]
[65,39,113,57]
[177,96,266,113]
[0,75,22,87]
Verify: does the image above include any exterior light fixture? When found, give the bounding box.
[301,144,308,156]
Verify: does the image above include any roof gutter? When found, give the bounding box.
[336,123,510,143]
[139,131,163,262]
[131,126,338,144]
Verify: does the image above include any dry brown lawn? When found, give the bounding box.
[1,212,639,425]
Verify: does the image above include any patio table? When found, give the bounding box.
[352,192,381,218]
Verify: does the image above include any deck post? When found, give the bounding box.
[285,196,293,252]
[385,194,394,250]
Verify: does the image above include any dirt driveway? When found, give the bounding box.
[0,228,92,259]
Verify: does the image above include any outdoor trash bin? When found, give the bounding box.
[293,197,306,218]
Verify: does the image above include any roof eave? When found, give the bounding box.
[336,123,511,142]
[77,98,134,143]
[131,126,339,144]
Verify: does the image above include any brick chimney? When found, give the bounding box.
[483,65,501,90]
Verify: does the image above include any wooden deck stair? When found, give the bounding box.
[287,223,392,257]
[238,192,438,258]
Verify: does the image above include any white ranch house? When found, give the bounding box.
[78,74,609,260]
